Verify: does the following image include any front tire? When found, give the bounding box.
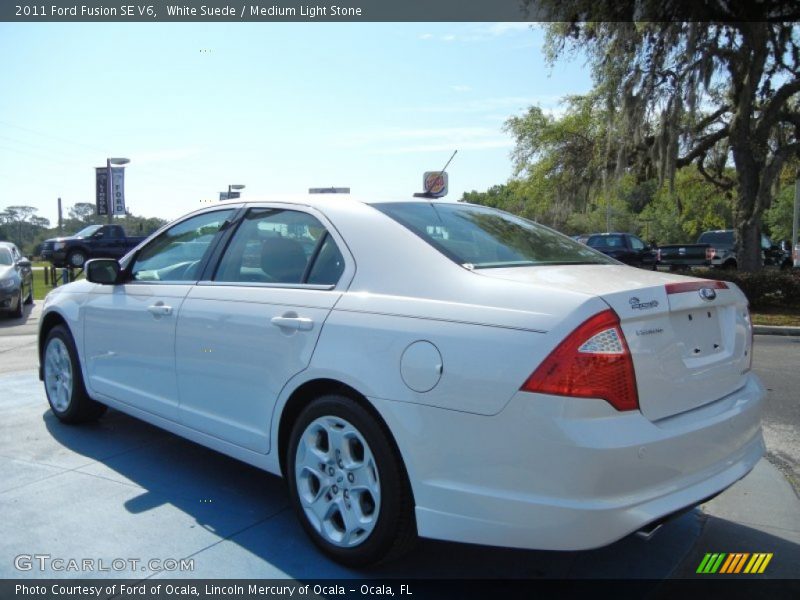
[43,325,106,424]
[11,289,23,318]
[287,395,416,567]
[67,250,87,269]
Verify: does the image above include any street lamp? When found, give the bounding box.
[220,184,245,201]
[107,157,130,224]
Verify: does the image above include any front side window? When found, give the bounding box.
[375,202,614,268]
[214,208,344,285]
[131,210,234,282]
[629,236,645,251]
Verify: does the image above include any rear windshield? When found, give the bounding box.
[373,202,615,268]
[698,231,734,245]
[587,234,625,248]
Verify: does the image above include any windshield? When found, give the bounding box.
[0,248,12,266]
[374,202,616,268]
[73,225,102,238]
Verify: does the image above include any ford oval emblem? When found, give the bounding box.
[699,288,717,301]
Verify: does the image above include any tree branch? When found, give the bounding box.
[756,78,800,138]
[676,127,729,168]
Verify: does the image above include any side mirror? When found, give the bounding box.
[86,258,120,285]
[17,258,31,269]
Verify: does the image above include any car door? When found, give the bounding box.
[175,205,352,453]
[90,225,125,259]
[82,208,236,421]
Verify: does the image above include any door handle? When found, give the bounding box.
[270,316,314,331]
[147,303,173,316]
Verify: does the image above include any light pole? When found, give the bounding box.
[107,157,130,224]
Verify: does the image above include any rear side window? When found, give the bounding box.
[374,202,614,268]
[214,208,344,285]
[587,234,625,249]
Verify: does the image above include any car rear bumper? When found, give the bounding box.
[372,373,765,551]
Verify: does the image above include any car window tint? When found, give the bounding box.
[587,234,625,249]
[215,208,342,285]
[307,235,345,285]
[375,203,614,268]
[698,231,734,245]
[630,236,645,250]
[0,248,12,266]
[131,210,234,282]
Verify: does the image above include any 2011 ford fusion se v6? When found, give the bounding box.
[38,197,764,566]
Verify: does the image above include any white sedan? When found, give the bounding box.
[38,197,764,566]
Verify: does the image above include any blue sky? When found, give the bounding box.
[0,23,592,225]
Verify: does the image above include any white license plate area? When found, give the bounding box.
[670,307,724,359]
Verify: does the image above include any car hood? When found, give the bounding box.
[45,235,82,243]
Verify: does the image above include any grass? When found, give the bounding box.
[751,307,800,327]
[32,266,83,301]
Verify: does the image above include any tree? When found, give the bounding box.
[0,205,50,248]
[537,1,800,270]
[68,202,103,224]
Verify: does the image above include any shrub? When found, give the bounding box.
[692,268,800,310]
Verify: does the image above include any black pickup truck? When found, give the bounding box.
[40,224,148,268]
[657,229,793,270]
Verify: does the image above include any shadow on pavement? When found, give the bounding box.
[41,407,707,580]
[0,301,36,329]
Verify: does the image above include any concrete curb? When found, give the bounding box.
[754,325,800,336]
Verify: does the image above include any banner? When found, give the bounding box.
[95,167,109,216]
[110,167,126,215]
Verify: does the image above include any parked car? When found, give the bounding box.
[38,197,764,566]
[0,241,33,318]
[658,229,793,271]
[40,224,147,269]
[583,232,659,269]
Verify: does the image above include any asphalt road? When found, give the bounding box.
[754,335,800,492]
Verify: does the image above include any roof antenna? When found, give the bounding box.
[413,150,457,198]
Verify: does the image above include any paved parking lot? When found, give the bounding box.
[1,303,799,581]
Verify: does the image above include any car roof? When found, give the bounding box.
[213,194,468,209]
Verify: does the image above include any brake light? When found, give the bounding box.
[705,247,716,260]
[656,249,662,262]
[665,280,728,294]
[521,309,639,411]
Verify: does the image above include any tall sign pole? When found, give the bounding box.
[793,170,800,267]
[57,197,63,233]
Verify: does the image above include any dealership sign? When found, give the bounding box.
[111,167,126,215]
[423,171,448,197]
[95,168,109,216]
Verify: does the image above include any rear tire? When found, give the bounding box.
[43,325,106,424]
[25,281,33,304]
[286,395,416,567]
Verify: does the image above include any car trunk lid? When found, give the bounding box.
[476,265,752,421]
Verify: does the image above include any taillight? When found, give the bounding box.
[521,309,639,411]
[705,247,716,261]
[656,249,662,262]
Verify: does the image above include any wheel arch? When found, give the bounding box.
[39,310,71,362]
[276,378,414,509]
